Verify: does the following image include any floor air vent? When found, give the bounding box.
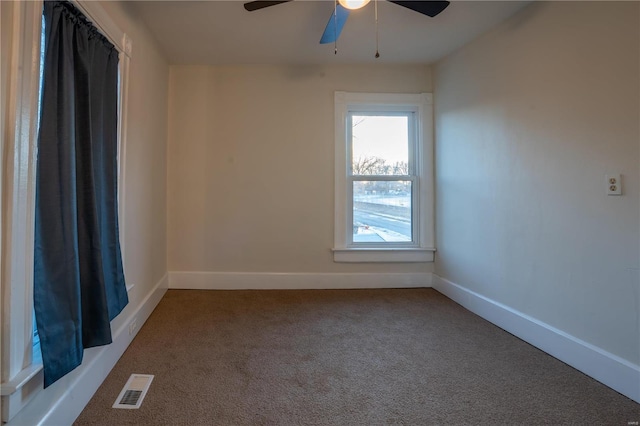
[113,374,154,409]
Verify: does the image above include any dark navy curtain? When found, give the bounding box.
[34,1,128,388]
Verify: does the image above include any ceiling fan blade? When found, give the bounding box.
[243,1,292,12]
[387,1,450,17]
[320,4,350,44]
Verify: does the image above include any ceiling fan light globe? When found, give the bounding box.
[338,0,371,10]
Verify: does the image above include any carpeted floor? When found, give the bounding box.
[75,288,640,425]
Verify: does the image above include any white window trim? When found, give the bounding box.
[333,92,435,263]
[1,2,45,421]
[0,2,131,422]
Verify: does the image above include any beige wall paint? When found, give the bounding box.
[168,64,433,273]
[0,1,14,296]
[1,1,13,159]
[434,2,639,364]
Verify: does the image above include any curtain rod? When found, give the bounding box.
[69,0,132,58]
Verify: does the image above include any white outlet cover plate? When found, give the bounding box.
[606,174,622,195]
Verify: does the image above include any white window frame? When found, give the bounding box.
[333,92,435,263]
[0,1,131,422]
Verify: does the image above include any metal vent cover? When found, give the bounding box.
[113,374,154,409]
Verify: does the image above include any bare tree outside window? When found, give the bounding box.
[352,156,409,176]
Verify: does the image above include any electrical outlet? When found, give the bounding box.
[128,318,138,335]
[606,174,622,196]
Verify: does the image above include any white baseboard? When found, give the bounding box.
[432,274,640,403]
[8,273,169,426]
[169,271,433,290]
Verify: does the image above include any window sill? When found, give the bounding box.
[0,363,43,396]
[1,363,44,422]
[332,247,435,263]
[1,340,43,420]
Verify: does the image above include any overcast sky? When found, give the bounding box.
[351,115,408,164]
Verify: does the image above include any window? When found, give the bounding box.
[333,92,435,262]
[0,1,131,421]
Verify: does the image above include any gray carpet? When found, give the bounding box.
[75,288,640,425]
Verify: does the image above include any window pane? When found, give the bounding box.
[353,181,412,242]
[351,115,409,176]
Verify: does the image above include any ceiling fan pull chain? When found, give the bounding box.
[334,0,338,54]
[375,0,380,58]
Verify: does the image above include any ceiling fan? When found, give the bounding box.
[243,1,450,45]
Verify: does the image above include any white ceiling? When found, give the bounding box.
[130,0,530,64]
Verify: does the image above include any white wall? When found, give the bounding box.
[6,2,169,423]
[434,1,639,366]
[168,64,434,275]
